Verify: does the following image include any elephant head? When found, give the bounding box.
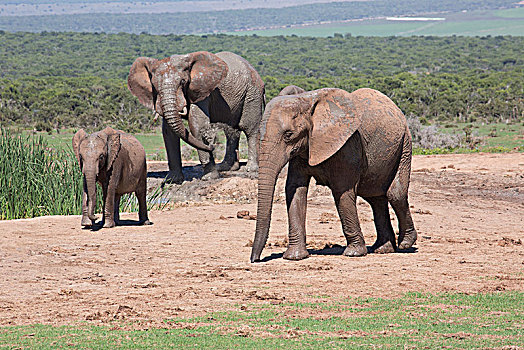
[128,51,228,152]
[251,88,361,262]
[72,127,121,223]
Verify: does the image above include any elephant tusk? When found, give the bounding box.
[179,106,188,116]
[153,111,160,121]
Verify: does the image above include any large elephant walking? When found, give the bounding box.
[251,88,417,262]
[128,51,265,183]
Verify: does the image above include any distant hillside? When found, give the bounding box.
[0,0,515,34]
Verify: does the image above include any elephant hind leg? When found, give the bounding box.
[389,195,417,250]
[136,177,151,225]
[216,127,240,172]
[365,195,396,254]
[387,177,417,250]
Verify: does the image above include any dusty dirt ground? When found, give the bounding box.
[0,153,523,327]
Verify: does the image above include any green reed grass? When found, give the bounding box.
[0,129,170,220]
[0,128,83,219]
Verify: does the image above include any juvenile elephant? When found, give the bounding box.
[278,85,306,96]
[250,88,417,262]
[128,51,265,183]
[72,127,151,228]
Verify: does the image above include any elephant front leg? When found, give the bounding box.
[103,181,117,228]
[162,118,184,184]
[188,105,219,180]
[333,190,367,257]
[113,194,121,226]
[80,179,92,227]
[283,160,311,260]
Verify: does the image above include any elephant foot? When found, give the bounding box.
[244,161,259,173]
[343,244,367,257]
[103,220,116,228]
[283,246,309,260]
[164,171,184,185]
[216,160,240,172]
[370,240,395,254]
[398,229,417,250]
[81,216,93,227]
[201,163,220,180]
[140,219,153,226]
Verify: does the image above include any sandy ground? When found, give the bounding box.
[0,153,523,326]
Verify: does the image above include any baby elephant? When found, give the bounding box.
[72,127,151,228]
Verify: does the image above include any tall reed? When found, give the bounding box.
[0,129,82,219]
[0,129,170,220]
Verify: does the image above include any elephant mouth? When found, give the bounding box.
[154,105,188,120]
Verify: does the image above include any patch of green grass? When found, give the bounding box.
[495,7,524,19]
[31,128,251,162]
[234,8,524,37]
[412,121,523,155]
[27,129,169,161]
[1,292,523,349]
[440,122,524,151]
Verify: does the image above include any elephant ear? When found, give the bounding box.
[107,132,121,170]
[128,57,158,110]
[308,89,361,166]
[72,129,87,166]
[187,51,228,103]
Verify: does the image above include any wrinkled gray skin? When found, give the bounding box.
[278,85,306,96]
[251,88,417,262]
[72,127,151,228]
[128,51,265,183]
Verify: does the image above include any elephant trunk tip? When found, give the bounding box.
[250,252,261,263]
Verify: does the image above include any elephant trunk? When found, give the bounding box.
[85,173,98,222]
[250,145,288,263]
[160,97,213,152]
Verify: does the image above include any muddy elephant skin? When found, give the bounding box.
[251,88,417,262]
[128,51,265,183]
[72,127,151,228]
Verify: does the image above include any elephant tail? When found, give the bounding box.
[399,124,413,184]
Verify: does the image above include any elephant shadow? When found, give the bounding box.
[147,161,254,183]
[83,219,149,232]
[258,244,417,262]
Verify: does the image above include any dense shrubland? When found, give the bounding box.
[0,32,522,136]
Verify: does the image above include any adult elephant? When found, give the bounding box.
[128,51,265,182]
[250,88,417,262]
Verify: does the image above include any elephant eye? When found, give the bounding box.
[283,130,294,142]
[180,79,186,85]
